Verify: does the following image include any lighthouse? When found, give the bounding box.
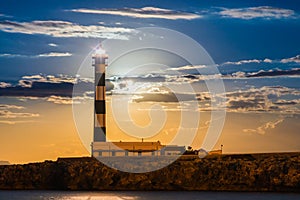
[91,44,185,157]
[92,44,108,142]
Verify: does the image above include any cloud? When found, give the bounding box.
[46,96,74,105]
[0,104,24,110]
[165,74,222,83]
[263,58,273,63]
[0,82,11,88]
[0,74,113,106]
[0,53,24,58]
[223,86,300,113]
[127,85,294,114]
[37,52,72,57]
[112,73,221,85]
[20,74,79,85]
[0,20,134,40]
[218,6,295,20]
[133,92,196,103]
[243,118,284,135]
[221,55,300,66]
[228,68,300,78]
[245,68,300,78]
[0,104,39,123]
[224,89,268,112]
[70,7,201,20]
[48,43,58,47]
[281,55,300,63]
[0,120,37,125]
[109,70,300,113]
[110,83,197,103]
[46,95,88,105]
[0,13,11,18]
[167,65,208,71]
[273,99,300,105]
[0,74,92,98]
[112,65,300,86]
[222,59,264,66]
[0,52,72,58]
[0,110,39,118]
[0,120,16,125]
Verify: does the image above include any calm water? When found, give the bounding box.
[0,191,300,200]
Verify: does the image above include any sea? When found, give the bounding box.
[0,191,300,200]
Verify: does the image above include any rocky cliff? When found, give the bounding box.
[0,153,299,192]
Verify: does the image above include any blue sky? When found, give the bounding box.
[0,0,300,80]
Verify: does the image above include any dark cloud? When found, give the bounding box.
[0,74,113,98]
[110,75,167,83]
[224,86,300,113]
[273,99,300,105]
[246,68,300,78]
[228,99,263,110]
[0,82,75,97]
[133,92,196,103]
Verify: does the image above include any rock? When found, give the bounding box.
[0,153,299,192]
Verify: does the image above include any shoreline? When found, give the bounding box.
[0,153,299,192]
[1,189,300,194]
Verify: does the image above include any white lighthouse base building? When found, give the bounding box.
[92,141,185,157]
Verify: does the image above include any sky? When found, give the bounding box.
[0,0,300,164]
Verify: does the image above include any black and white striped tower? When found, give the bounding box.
[93,44,108,142]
